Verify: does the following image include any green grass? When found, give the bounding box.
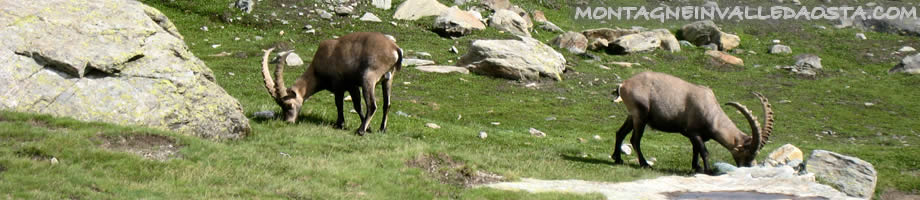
[2,0,919,199]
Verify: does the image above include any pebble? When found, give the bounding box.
[479,131,488,139]
[426,123,441,129]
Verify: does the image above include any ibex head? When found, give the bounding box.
[261,48,304,123]
[725,92,775,167]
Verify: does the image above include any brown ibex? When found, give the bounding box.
[610,71,774,174]
[260,32,403,135]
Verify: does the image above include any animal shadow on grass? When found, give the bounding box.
[560,154,690,176]
[250,112,334,126]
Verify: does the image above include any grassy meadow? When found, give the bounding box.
[1,0,918,199]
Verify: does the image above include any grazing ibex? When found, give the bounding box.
[610,71,774,174]
[260,32,403,135]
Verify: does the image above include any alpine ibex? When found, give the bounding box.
[260,32,403,135]
[610,71,774,174]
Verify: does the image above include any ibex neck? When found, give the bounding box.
[712,122,747,152]
[292,70,319,100]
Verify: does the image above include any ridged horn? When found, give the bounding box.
[753,92,773,149]
[725,101,762,151]
[260,48,289,100]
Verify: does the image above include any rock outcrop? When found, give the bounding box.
[806,150,878,199]
[458,37,566,81]
[0,0,250,140]
[890,53,920,74]
[393,0,448,20]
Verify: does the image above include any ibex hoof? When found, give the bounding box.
[355,130,366,136]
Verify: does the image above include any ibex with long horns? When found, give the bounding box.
[611,71,774,174]
[260,32,403,135]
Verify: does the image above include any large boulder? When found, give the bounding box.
[806,150,878,199]
[680,20,741,50]
[550,31,588,54]
[853,18,920,37]
[581,28,640,51]
[458,37,566,81]
[433,6,486,37]
[609,32,662,54]
[649,29,681,52]
[0,0,249,139]
[393,0,448,20]
[489,9,531,37]
[890,53,920,74]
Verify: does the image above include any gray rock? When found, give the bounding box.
[856,33,867,40]
[550,31,589,54]
[318,9,334,19]
[334,6,354,15]
[234,0,254,14]
[393,0,448,20]
[539,21,563,33]
[795,54,822,70]
[898,46,916,52]
[458,37,567,81]
[806,150,878,199]
[890,53,920,74]
[853,17,920,37]
[0,0,250,140]
[701,43,719,50]
[712,162,737,175]
[283,51,304,66]
[769,44,792,54]
[478,131,488,139]
[253,110,275,119]
[433,6,486,36]
[415,65,470,74]
[680,20,740,50]
[609,32,662,54]
[679,40,694,47]
[508,6,533,28]
[582,28,639,46]
[529,128,546,137]
[360,12,382,22]
[490,9,531,37]
[649,29,680,52]
[372,0,392,10]
[403,58,436,66]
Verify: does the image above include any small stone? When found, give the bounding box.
[712,162,737,175]
[706,50,744,66]
[491,122,501,125]
[679,40,694,47]
[899,46,916,52]
[343,95,352,101]
[856,33,867,40]
[426,123,441,129]
[211,44,221,48]
[479,131,488,139]
[252,110,275,119]
[50,157,59,165]
[416,52,432,57]
[396,111,410,117]
[609,61,640,68]
[765,144,804,167]
[529,128,546,137]
[334,6,354,15]
[772,39,781,44]
[319,10,333,19]
[200,26,209,31]
[593,135,602,140]
[449,46,459,54]
[577,138,586,143]
[545,116,556,121]
[769,44,792,54]
[621,144,632,155]
[228,72,235,76]
[360,12,382,22]
[864,102,875,106]
[701,43,718,50]
[598,65,610,70]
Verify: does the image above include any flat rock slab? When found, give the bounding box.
[0,0,250,140]
[414,65,469,74]
[482,166,858,200]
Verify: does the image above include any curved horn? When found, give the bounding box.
[725,101,762,150]
[260,48,289,100]
[754,92,773,149]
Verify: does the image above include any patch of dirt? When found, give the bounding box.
[406,152,503,187]
[881,189,920,200]
[97,134,182,161]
